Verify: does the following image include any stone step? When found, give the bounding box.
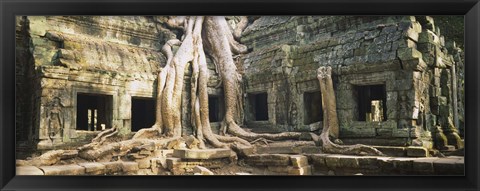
[307,154,464,175]
[16,166,44,175]
[39,164,86,175]
[254,141,320,155]
[173,148,232,159]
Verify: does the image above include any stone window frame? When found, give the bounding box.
[338,72,398,138]
[71,86,118,136]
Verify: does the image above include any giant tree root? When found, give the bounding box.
[78,138,177,161]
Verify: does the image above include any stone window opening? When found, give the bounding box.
[76,93,113,131]
[131,97,155,132]
[355,84,387,122]
[208,95,224,122]
[304,91,323,125]
[248,92,269,121]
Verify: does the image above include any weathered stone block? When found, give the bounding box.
[173,148,231,159]
[373,146,406,157]
[392,158,414,172]
[412,158,436,174]
[166,157,181,170]
[245,154,291,166]
[433,158,464,175]
[406,146,429,157]
[78,162,106,175]
[337,155,361,169]
[100,161,123,174]
[39,164,86,175]
[288,165,312,175]
[16,166,44,175]
[193,166,214,175]
[256,146,300,154]
[290,155,309,167]
[122,161,139,172]
[308,154,328,168]
[324,155,341,169]
[137,158,152,169]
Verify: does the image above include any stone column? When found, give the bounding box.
[451,64,459,131]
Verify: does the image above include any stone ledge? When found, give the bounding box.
[39,164,85,175]
[173,148,231,159]
[100,161,123,174]
[16,166,45,175]
[308,154,464,175]
[78,162,106,175]
[245,154,292,166]
[122,161,139,172]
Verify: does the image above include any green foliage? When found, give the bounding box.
[432,16,464,48]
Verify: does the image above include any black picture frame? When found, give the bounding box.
[1,0,479,190]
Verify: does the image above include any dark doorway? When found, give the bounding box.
[131,97,156,132]
[76,93,113,131]
[208,96,224,122]
[248,93,269,121]
[355,84,387,122]
[304,91,323,124]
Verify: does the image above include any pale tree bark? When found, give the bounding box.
[317,66,384,156]
[202,16,305,143]
[47,16,319,164]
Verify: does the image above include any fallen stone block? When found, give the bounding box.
[173,148,231,159]
[407,146,429,157]
[39,164,85,175]
[16,166,44,175]
[122,161,139,172]
[100,161,123,174]
[193,166,214,175]
[153,149,174,158]
[166,157,181,170]
[137,158,152,169]
[78,162,106,175]
[290,155,309,167]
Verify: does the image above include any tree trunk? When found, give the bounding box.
[317,66,384,156]
[202,16,305,143]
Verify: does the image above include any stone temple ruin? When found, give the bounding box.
[15,16,464,175]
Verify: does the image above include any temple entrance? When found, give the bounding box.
[76,93,113,131]
[131,97,156,132]
[304,91,323,124]
[248,93,269,121]
[208,95,224,122]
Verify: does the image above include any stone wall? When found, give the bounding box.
[16,16,463,150]
[16,16,168,149]
[15,16,224,149]
[241,16,463,148]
